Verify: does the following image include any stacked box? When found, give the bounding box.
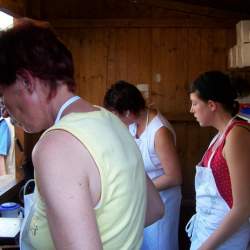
[235,45,242,68]
[228,45,241,68]
[238,43,250,67]
[236,20,250,44]
[229,20,250,68]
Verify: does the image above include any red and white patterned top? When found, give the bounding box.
[201,120,249,208]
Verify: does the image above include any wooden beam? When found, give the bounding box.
[50,18,237,29]
[140,0,250,19]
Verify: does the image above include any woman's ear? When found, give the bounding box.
[17,69,35,93]
[207,100,217,112]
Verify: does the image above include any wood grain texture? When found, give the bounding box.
[22,1,241,201]
[50,20,234,199]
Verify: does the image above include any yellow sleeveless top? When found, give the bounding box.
[27,108,146,249]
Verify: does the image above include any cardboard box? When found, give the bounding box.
[235,45,242,68]
[228,47,234,68]
[236,20,250,44]
[228,46,238,68]
[238,43,250,67]
[229,45,242,68]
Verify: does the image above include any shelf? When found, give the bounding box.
[237,114,250,122]
[227,67,250,72]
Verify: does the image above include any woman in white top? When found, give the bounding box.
[104,80,182,250]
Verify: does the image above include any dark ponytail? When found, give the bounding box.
[190,71,250,116]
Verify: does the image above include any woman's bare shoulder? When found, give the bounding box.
[224,124,250,156]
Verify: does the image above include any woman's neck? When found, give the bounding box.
[135,109,148,138]
[214,112,234,134]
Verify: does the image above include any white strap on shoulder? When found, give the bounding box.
[23,179,35,195]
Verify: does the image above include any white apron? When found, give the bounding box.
[130,112,181,250]
[186,122,250,250]
[19,96,80,250]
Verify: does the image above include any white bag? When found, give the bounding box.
[19,179,35,250]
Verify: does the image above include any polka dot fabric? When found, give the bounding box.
[201,120,249,209]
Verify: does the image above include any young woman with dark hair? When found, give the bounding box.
[186,71,250,250]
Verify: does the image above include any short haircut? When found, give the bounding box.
[0,20,75,94]
[104,80,146,115]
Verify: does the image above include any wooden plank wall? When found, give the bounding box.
[2,0,239,198]
[53,21,235,199]
[24,0,245,200]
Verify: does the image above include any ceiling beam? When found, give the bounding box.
[137,0,250,19]
[50,18,236,29]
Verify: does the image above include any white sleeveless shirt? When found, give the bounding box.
[129,112,176,180]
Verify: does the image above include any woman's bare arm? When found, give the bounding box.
[153,127,182,191]
[145,174,164,226]
[199,126,250,250]
[33,130,102,250]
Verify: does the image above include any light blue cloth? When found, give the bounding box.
[0,118,11,156]
[142,186,181,250]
